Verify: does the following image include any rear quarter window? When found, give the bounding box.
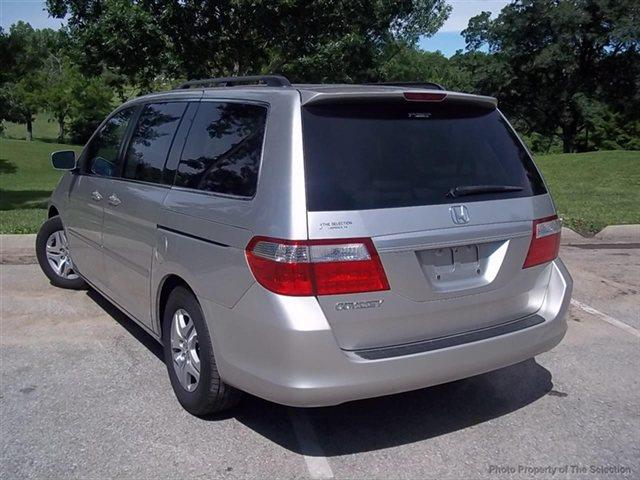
[302,102,546,211]
[174,102,268,197]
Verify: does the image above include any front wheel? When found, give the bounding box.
[162,286,242,416]
[36,216,86,290]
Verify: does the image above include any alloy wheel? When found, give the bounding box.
[170,309,201,392]
[45,230,79,280]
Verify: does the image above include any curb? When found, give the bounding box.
[561,225,640,245]
[593,225,640,243]
[0,234,37,265]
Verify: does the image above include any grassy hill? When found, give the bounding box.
[0,137,638,235]
[535,150,640,235]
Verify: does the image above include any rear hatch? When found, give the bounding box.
[301,92,558,351]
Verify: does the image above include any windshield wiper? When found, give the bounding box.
[446,185,523,198]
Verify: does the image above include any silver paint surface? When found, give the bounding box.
[48,83,572,406]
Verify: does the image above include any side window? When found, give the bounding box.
[123,102,187,183]
[174,102,267,197]
[85,107,135,177]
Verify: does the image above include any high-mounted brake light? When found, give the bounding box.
[523,215,562,268]
[245,237,390,296]
[404,92,447,102]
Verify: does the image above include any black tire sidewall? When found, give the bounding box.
[162,287,217,414]
[36,216,86,290]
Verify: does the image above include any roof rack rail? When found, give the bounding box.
[368,81,445,91]
[175,75,292,90]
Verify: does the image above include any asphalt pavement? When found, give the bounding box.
[1,241,638,479]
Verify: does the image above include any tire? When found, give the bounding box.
[36,216,86,290]
[162,286,242,416]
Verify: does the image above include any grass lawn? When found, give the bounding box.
[0,138,82,234]
[535,150,640,235]
[2,112,61,142]
[0,138,638,235]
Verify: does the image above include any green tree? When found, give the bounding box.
[2,76,44,141]
[0,27,14,85]
[376,43,473,91]
[40,56,82,142]
[0,22,63,140]
[46,0,451,85]
[47,0,168,90]
[67,74,116,144]
[448,50,501,95]
[463,0,640,153]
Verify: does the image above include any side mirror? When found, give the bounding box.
[51,150,77,170]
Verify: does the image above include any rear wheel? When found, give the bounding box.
[162,286,242,415]
[36,216,86,290]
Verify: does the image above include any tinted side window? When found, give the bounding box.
[123,102,187,183]
[85,107,135,177]
[175,102,267,197]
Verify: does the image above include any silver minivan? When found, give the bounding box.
[36,75,572,415]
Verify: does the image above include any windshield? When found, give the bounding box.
[302,102,546,212]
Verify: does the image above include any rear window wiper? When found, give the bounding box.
[446,185,523,198]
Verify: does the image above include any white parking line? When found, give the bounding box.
[289,409,334,479]
[571,299,640,338]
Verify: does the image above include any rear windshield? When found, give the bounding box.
[302,102,546,211]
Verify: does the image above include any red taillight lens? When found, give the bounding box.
[523,215,562,268]
[245,237,390,296]
[403,92,447,102]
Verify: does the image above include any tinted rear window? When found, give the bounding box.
[302,103,546,211]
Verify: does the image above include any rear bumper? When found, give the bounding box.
[201,259,572,407]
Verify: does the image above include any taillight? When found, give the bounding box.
[245,237,390,296]
[523,215,562,268]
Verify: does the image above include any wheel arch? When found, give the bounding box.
[48,205,59,218]
[156,274,197,340]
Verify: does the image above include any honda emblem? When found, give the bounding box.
[450,205,470,225]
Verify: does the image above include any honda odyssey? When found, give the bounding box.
[36,75,572,415]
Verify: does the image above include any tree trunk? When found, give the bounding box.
[57,116,65,143]
[118,87,127,103]
[585,125,589,151]
[26,117,33,142]
[561,126,575,153]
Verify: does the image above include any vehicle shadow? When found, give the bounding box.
[89,286,553,456]
[86,289,164,361]
[236,358,553,456]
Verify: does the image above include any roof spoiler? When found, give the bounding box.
[301,90,497,109]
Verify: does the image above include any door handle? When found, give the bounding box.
[91,190,103,201]
[108,194,122,206]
